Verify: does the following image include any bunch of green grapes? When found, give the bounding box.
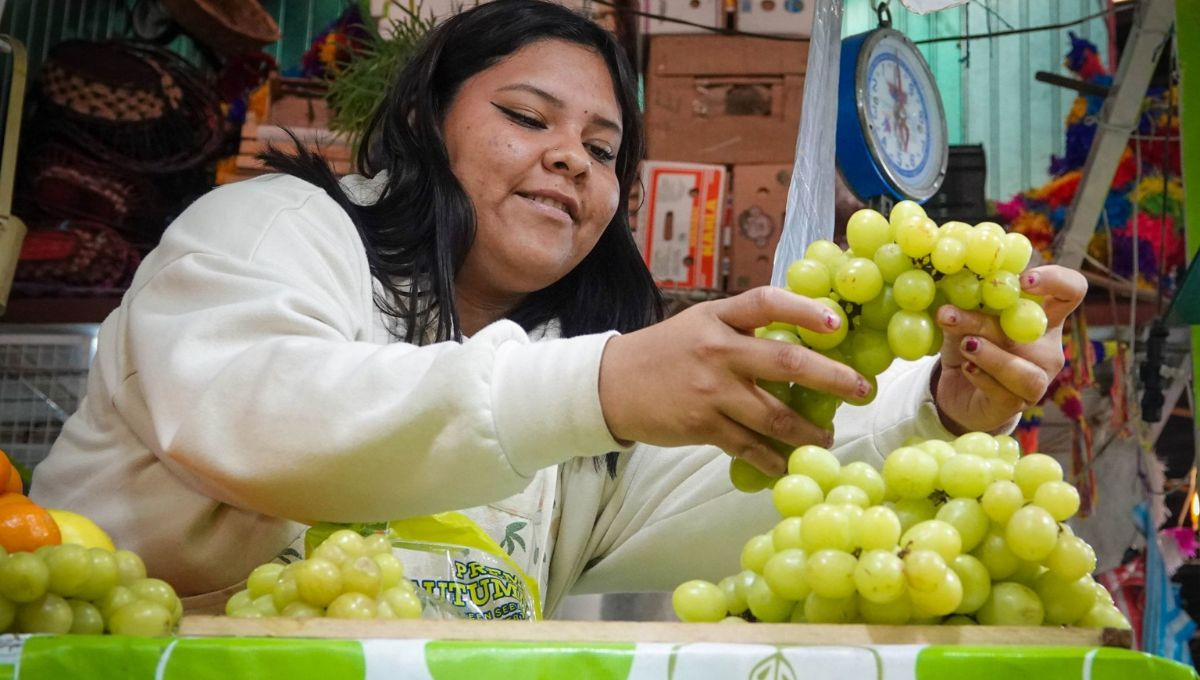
[226,529,422,620]
[0,543,177,635]
[732,201,1045,492]
[676,434,1131,630]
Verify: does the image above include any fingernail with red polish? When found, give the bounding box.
[945,309,959,325]
[825,313,840,330]
[1023,272,1039,288]
[963,337,980,353]
[856,378,870,398]
[964,361,978,374]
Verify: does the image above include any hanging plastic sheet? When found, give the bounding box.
[1134,501,1196,665]
[772,0,843,287]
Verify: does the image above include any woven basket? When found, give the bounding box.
[30,142,163,235]
[160,0,280,57]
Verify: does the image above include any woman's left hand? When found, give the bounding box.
[932,265,1088,435]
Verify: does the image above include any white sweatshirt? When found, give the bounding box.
[30,174,956,615]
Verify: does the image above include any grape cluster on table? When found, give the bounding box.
[677,434,1130,630]
[731,201,1049,492]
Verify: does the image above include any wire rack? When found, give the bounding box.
[0,324,98,470]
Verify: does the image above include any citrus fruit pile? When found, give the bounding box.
[675,434,1130,629]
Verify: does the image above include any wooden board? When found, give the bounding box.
[179,617,1132,649]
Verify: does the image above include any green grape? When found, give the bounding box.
[248,593,276,617]
[1000,299,1048,343]
[98,585,137,622]
[1045,534,1097,581]
[806,240,847,272]
[108,600,174,636]
[860,286,900,332]
[834,257,884,304]
[1033,480,1081,521]
[935,499,989,553]
[791,385,840,430]
[981,270,1021,310]
[939,270,983,310]
[295,558,343,607]
[787,445,841,492]
[719,574,748,615]
[902,549,948,592]
[858,591,911,624]
[761,329,803,346]
[1092,580,1114,606]
[772,516,804,552]
[800,504,855,553]
[882,446,939,500]
[886,310,935,360]
[371,553,405,590]
[846,208,893,258]
[363,533,392,556]
[803,592,858,623]
[114,550,147,587]
[889,200,927,228]
[272,571,301,610]
[342,556,383,598]
[746,576,795,622]
[740,534,776,573]
[964,227,1006,275]
[1036,572,1098,625]
[939,220,971,239]
[981,480,1025,523]
[281,601,324,618]
[900,520,962,562]
[772,474,825,518]
[786,258,833,298]
[762,549,811,601]
[854,549,905,603]
[893,269,937,311]
[972,531,1020,580]
[324,592,376,619]
[16,593,73,634]
[765,321,799,334]
[826,484,871,509]
[76,549,119,602]
[312,543,350,568]
[1013,453,1064,499]
[938,454,991,499]
[891,497,937,534]
[1076,602,1131,630]
[954,432,999,458]
[129,578,179,614]
[323,529,368,559]
[926,322,943,357]
[1000,231,1033,274]
[917,439,958,466]
[909,568,963,617]
[995,435,1022,463]
[722,615,750,624]
[44,544,91,598]
[67,599,105,634]
[797,297,849,350]
[873,244,915,284]
[895,216,939,258]
[729,457,774,493]
[806,549,858,598]
[379,586,422,619]
[931,236,967,274]
[944,614,978,625]
[844,329,894,378]
[837,462,886,505]
[0,552,49,603]
[976,582,1044,626]
[1005,505,1060,561]
[0,595,14,631]
[950,554,992,614]
[986,458,1015,482]
[858,506,902,551]
[225,589,253,616]
[247,563,285,599]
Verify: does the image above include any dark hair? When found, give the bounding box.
[262,0,661,476]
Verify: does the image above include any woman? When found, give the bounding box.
[30,0,1085,617]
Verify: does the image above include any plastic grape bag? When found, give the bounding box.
[772,0,844,288]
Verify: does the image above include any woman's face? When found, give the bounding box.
[443,39,624,310]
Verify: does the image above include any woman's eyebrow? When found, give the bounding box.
[497,83,622,136]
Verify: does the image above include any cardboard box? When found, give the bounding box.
[635,161,727,290]
[645,35,807,165]
[639,0,726,34]
[736,0,814,37]
[725,163,791,292]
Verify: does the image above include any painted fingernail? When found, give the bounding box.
[1023,272,1039,288]
[964,361,978,374]
[825,312,840,330]
[963,337,980,353]
[856,378,871,398]
[944,309,959,325]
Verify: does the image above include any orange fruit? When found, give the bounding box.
[0,450,15,495]
[0,503,61,553]
[0,494,31,508]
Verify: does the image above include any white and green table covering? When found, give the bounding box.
[0,636,1193,680]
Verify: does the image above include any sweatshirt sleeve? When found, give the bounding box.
[569,355,953,594]
[119,177,623,524]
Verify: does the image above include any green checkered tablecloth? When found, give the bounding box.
[0,635,1193,680]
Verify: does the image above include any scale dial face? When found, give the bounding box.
[858,29,947,201]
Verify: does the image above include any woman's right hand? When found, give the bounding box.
[599,287,868,476]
